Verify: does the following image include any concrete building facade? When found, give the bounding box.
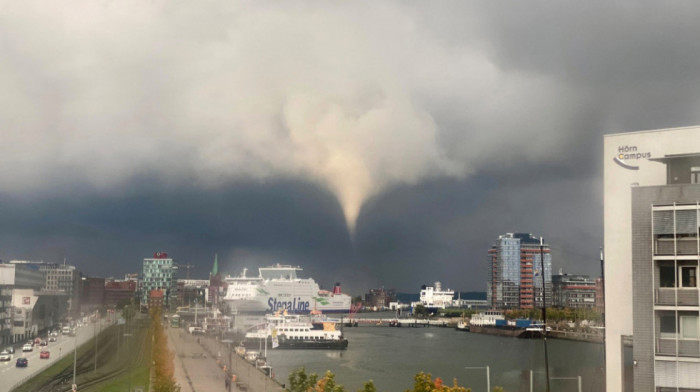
[105,278,138,306]
[487,233,552,309]
[0,263,50,346]
[604,126,700,391]
[10,261,83,315]
[81,276,105,311]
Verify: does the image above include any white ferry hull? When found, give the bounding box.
[224,266,351,314]
[227,295,351,313]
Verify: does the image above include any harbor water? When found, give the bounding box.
[265,325,611,392]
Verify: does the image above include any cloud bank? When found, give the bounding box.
[0,0,597,233]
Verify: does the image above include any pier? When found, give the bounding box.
[345,318,451,327]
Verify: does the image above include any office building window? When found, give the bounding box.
[681,315,699,339]
[692,167,700,184]
[660,265,676,287]
[660,313,677,339]
[681,266,698,288]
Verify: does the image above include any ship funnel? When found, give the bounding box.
[333,283,342,295]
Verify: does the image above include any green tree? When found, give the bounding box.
[414,305,430,318]
[360,381,377,392]
[288,368,349,392]
[289,367,319,392]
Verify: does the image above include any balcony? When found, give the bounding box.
[656,288,699,306]
[656,338,700,357]
[655,237,699,256]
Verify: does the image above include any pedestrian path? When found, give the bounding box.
[166,327,230,392]
[166,327,286,392]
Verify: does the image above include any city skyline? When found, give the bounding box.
[3,1,700,294]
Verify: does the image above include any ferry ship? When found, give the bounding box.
[223,265,352,314]
[412,282,455,313]
[244,313,348,349]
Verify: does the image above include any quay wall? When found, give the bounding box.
[549,330,604,344]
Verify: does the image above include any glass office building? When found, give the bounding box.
[141,252,177,309]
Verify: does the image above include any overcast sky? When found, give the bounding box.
[2,1,699,294]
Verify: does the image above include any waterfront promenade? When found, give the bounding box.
[167,327,285,392]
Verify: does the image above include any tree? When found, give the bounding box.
[413,305,430,318]
[150,307,181,392]
[289,368,503,392]
[405,372,472,392]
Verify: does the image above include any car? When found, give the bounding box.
[34,338,41,345]
[15,357,28,367]
[50,331,58,337]
[39,350,50,359]
[48,336,57,342]
[4,346,15,354]
[39,340,47,346]
[0,350,11,361]
[22,344,33,352]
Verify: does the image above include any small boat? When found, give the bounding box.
[456,320,469,332]
[455,312,469,331]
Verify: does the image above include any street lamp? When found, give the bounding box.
[222,339,234,392]
[464,366,490,392]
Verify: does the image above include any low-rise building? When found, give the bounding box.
[9,261,82,315]
[364,288,396,309]
[552,272,597,309]
[148,289,165,309]
[0,262,50,346]
[595,277,604,314]
[104,277,138,306]
[176,279,209,308]
[11,288,67,344]
[81,276,105,311]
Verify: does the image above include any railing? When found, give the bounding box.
[656,288,699,306]
[656,338,700,357]
[655,238,699,255]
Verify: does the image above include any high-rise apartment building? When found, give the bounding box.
[487,233,552,309]
[604,127,700,391]
[141,252,177,309]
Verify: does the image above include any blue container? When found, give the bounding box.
[515,319,532,328]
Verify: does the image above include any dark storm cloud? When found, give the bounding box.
[2,1,700,294]
[0,179,355,287]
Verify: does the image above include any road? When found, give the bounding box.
[2,319,111,392]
